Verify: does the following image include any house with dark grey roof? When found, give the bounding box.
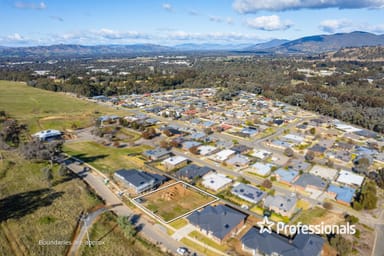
[231,183,266,204]
[143,148,172,161]
[231,144,252,154]
[241,227,324,256]
[175,164,213,182]
[264,195,297,217]
[308,144,327,156]
[187,205,247,243]
[293,173,327,193]
[114,169,166,194]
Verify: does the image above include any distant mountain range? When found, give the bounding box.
[1,31,384,58]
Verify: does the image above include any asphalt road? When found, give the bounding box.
[66,161,184,255]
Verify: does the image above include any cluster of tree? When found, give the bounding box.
[19,139,63,162]
[141,127,157,140]
[0,115,27,149]
[2,55,383,133]
[328,234,353,256]
[369,168,384,189]
[352,181,378,210]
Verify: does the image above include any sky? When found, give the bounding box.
[0,0,384,46]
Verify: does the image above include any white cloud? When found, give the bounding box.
[50,16,64,22]
[209,16,223,23]
[0,33,30,45]
[166,31,264,42]
[162,3,173,11]
[14,1,47,9]
[319,19,384,33]
[319,19,353,33]
[7,33,24,41]
[233,0,384,13]
[246,15,293,31]
[226,17,234,25]
[188,10,199,16]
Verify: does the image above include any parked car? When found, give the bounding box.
[176,247,189,255]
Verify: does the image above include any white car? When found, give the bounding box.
[176,247,189,255]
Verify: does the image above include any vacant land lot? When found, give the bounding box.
[139,183,216,222]
[0,81,120,133]
[78,212,166,256]
[0,151,101,256]
[64,141,151,175]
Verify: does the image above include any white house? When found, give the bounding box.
[202,173,232,191]
[336,170,364,187]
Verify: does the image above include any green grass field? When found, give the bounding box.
[78,212,166,256]
[0,151,101,256]
[64,141,152,175]
[0,81,120,133]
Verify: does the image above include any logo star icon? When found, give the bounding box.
[257,216,274,234]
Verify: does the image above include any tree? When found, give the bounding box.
[189,146,200,155]
[20,139,63,163]
[329,234,352,256]
[261,179,272,189]
[309,127,316,135]
[344,214,359,224]
[41,166,53,187]
[159,139,170,149]
[117,215,137,239]
[284,147,294,157]
[304,151,315,162]
[326,158,334,168]
[0,119,27,147]
[353,181,377,210]
[58,164,68,176]
[142,127,157,139]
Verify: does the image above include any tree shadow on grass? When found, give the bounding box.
[96,223,118,242]
[0,188,64,222]
[51,172,79,187]
[71,153,109,163]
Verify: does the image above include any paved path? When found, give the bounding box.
[66,161,183,255]
[171,224,195,241]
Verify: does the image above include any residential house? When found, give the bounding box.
[269,139,291,150]
[226,154,250,168]
[282,134,306,145]
[287,159,311,172]
[197,145,218,156]
[114,169,166,194]
[231,183,266,204]
[202,173,232,191]
[175,164,213,182]
[241,227,324,256]
[249,162,276,177]
[162,156,189,171]
[327,185,355,205]
[309,165,338,181]
[209,149,236,163]
[307,144,327,156]
[264,194,297,217]
[293,173,327,197]
[251,149,272,160]
[231,144,252,154]
[187,205,247,243]
[143,148,172,161]
[33,129,62,141]
[274,168,299,185]
[182,141,202,151]
[336,170,364,187]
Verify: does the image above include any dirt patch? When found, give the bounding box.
[138,182,216,222]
